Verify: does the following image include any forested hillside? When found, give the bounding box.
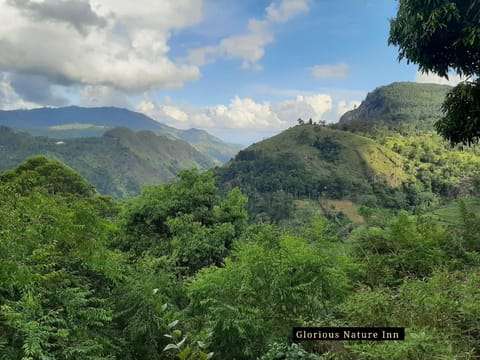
[0,83,479,359]
[216,124,410,222]
[2,0,480,358]
[337,82,451,133]
[216,126,480,222]
[0,126,214,197]
[1,157,479,359]
[0,106,242,165]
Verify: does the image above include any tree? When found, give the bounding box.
[0,156,96,196]
[0,168,122,359]
[188,225,353,359]
[388,0,480,145]
[118,169,248,274]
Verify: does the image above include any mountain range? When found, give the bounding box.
[1,82,479,214]
[0,106,242,165]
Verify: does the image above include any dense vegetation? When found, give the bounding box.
[2,2,480,355]
[1,156,479,359]
[212,82,480,223]
[337,82,451,133]
[389,0,480,145]
[0,126,216,198]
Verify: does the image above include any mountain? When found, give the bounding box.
[337,82,451,133]
[0,126,215,197]
[216,82,480,222]
[0,106,242,165]
[216,124,412,221]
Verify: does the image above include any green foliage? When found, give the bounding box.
[313,136,342,162]
[112,258,185,360]
[389,0,480,145]
[338,82,451,133]
[188,225,353,359]
[0,171,123,359]
[0,127,216,198]
[163,318,214,360]
[3,134,480,359]
[340,270,480,358]
[0,156,95,196]
[350,212,452,287]
[119,169,248,274]
[456,199,480,252]
[260,343,323,360]
[389,0,480,78]
[436,79,480,145]
[217,125,412,221]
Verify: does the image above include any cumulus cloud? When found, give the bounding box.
[0,0,203,93]
[272,94,333,122]
[337,100,361,117]
[266,0,311,23]
[414,71,465,86]
[310,63,349,79]
[138,101,190,124]
[8,0,107,34]
[136,92,335,132]
[187,0,312,69]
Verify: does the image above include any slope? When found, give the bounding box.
[0,106,242,164]
[337,82,451,133]
[216,124,412,221]
[0,126,214,197]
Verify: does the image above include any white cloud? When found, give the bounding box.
[136,92,335,132]
[266,0,311,23]
[414,71,465,86]
[187,0,311,69]
[272,94,333,122]
[0,0,203,93]
[310,63,349,79]
[207,97,284,128]
[161,105,189,123]
[138,101,189,123]
[337,100,361,117]
[218,19,273,70]
[137,100,158,119]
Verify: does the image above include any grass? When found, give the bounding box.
[320,199,365,224]
[429,198,480,225]
[49,123,108,130]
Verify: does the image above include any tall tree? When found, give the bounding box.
[389,0,480,145]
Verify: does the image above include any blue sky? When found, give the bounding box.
[0,0,463,145]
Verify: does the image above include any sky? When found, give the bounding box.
[0,0,465,145]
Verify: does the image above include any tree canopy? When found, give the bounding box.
[389,0,480,145]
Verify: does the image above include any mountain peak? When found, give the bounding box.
[338,82,451,132]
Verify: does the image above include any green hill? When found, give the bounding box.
[156,127,242,165]
[216,81,480,222]
[216,124,412,221]
[0,106,242,165]
[337,82,451,133]
[0,126,215,197]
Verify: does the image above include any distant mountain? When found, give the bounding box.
[337,82,451,133]
[0,106,242,164]
[0,126,215,197]
[0,106,165,130]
